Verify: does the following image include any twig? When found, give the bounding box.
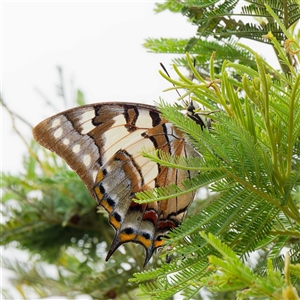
[1,97,32,147]
[1,96,41,165]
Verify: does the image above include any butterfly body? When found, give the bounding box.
[33,102,198,265]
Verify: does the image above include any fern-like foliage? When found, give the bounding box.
[146,0,300,75]
[199,232,299,299]
[155,0,300,44]
[1,248,141,299]
[133,20,300,299]
[144,38,257,78]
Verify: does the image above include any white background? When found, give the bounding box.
[1,1,278,299]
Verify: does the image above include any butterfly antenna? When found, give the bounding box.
[185,57,208,129]
[160,62,182,99]
[185,57,196,107]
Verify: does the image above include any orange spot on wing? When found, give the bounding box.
[101,199,113,213]
[94,186,103,201]
[119,232,136,242]
[110,215,121,230]
[154,239,164,248]
[137,235,152,248]
[96,170,104,182]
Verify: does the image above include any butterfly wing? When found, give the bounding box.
[33,102,197,265]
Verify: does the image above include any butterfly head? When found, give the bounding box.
[186,101,212,129]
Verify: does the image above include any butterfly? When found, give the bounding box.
[33,102,204,266]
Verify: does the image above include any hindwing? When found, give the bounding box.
[33,102,197,265]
